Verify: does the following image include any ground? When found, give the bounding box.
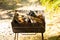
[0,8,60,40]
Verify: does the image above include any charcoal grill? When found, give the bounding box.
[11,8,45,40]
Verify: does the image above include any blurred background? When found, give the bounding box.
[0,0,60,40]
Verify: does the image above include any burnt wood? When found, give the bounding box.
[11,18,45,33]
[11,10,45,33]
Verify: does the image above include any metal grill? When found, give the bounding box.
[11,10,45,40]
[11,10,45,33]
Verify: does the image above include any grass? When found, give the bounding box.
[48,36,60,40]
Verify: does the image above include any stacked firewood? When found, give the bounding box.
[13,10,45,26]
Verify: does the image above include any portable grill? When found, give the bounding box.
[11,10,45,33]
[11,6,45,40]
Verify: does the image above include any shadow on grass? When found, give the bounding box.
[0,3,20,10]
[48,35,60,40]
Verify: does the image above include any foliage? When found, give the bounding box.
[40,0,60,20]
[40,0,60,12]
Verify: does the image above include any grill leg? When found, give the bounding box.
[14,33,44,40]
[14,33,18,40]
[42,33,44,40]
[14,33,16,40]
